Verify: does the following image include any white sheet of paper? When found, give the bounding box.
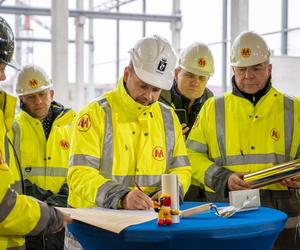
[56,207,157,233]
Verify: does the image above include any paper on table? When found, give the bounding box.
[56,207,157,233]
[161,174,180,223]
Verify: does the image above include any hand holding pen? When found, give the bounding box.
[120,182,153,210]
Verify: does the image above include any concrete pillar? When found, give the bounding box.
[230,0,249,42]
[88,0,95,101]
[75,0,85,109]
[51,0,69,105]
[171,0,181,53]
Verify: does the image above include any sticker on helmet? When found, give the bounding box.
[270,128,280,141]
[77,113,91,132]
[152,146,165,161]
[29,79,38,88]
[198,58,206,68]
[241,48,251,58]
[157,58,167,73]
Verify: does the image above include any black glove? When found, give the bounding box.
[24,179,53,201]
[45,183,69,207]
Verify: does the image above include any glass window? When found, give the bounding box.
[207,44,223,93]
[93,19,117,84]
[146,22,172,43]
[249,0,281,33]
[145,0,172,15]
[180,0,223,48]
[288,30,300,56]
[288,0,300,28]
[263,33,281,56]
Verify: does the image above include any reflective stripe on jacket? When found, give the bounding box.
[12,107,76,194]
[187,87,300,194]
[68,78,191,209]
[0,91,52,249]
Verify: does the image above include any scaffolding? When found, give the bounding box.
[0,0,181,109]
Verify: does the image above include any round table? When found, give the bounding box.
[68,202,287,250]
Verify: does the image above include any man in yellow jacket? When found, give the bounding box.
[159,42,214,202]
[0,16,71,250]
[66,35,191,249]
[12,64,76,250]
[187,31,300,249]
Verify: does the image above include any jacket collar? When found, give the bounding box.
[116,77,155,118]
[20,100,66,121]
[231,75,272,105]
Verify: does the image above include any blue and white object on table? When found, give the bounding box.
[229,189,261,211]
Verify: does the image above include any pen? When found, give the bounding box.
[135,182,144,192]
[135,182,154,209]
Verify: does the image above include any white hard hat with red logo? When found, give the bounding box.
[230,31,270,67]
[16,64,53,96]
[179,42,214,77]
[129,35,177,90]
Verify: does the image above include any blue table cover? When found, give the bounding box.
[68,202,287,250]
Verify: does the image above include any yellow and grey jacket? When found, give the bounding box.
[0,91,64,250]
[187,86,300,198]
[68,78,191,209]
[12,103,75,197]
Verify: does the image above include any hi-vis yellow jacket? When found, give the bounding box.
[187,87,300,196]
[68,78,191,209]
[0,91,57,250]
[13,105,76,194]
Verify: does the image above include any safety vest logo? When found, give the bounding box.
[270,128,280,141]
[198,58,206,68]
[77,113,91,132]
[60,139,70,150]
[241,48,251,58]
[29,79,38,88]
[152,146,165,161]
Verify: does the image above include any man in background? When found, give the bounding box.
[13,64,75,250]
[159,42,214,201]
[159,42,214,137]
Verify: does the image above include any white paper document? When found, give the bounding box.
[56,207,157,233]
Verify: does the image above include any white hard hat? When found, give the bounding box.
[230,31,270,67]
[179,42,214,77]
[129,35,177,90]
[16,64,53,96]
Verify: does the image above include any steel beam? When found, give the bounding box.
[0,5,181,22]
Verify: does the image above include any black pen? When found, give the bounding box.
[135,182,144,193]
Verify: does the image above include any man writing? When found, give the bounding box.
[65,35,191,249]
